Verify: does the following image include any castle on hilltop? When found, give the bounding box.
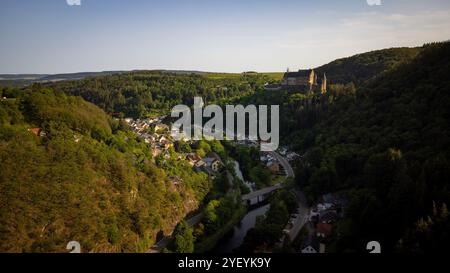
[282,69,327,93]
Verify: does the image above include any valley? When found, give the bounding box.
[1,42,449,253]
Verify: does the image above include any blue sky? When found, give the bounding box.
[1,0,450,74]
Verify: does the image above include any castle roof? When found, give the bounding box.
[284,69,312,78]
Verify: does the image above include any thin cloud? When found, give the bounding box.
[274,9,450,70]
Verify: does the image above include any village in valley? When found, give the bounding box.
[107,66,345,254]
[20,66,350,254]
[124,116,226,179]
[22,63,349,255]
[123,116,301,181]
[123,114,347,254]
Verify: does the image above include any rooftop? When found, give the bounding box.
[284,69,312,78]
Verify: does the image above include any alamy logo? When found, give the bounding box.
[367,0,382,6]
[66,0,81,6]
[366,241,381,253]
[66,241,81,253]
[171,97,279,152]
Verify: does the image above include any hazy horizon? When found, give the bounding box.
[2,42,445,76]
[1,0,450,74]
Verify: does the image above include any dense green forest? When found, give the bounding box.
[1,43,448,253]
[292,42,450,252]
[315,47,422,84]
[235,47,424,140]
[229,43,449,253]
[0,87,209,252]
[45,72,273,118]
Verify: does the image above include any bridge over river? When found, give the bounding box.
[148,150,295,253]
[241,183,285,203]
[241,150,294,204]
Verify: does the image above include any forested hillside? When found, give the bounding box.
[315,47,422,84]
[1,43,447,253]
[230,42,449,253]
[295,42,450,252]
[39,48,421,121]
[0,87,208,252]
[46,72,271,118]
[233,46,424,140]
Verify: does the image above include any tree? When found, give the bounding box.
[203,200,220,233]
[441,203,449,219]
[210,140,225,158]
[171,221,195,253]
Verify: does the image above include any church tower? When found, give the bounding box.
[321,73,327,94]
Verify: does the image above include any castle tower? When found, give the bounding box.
[321,73,327,94]
[309,69,316,90]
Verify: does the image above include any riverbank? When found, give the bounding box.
[214,203,271,253]
[194,204,247,253]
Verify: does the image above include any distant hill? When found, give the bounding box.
[0,71,125,86]
[0,74,49,81]
[39,71,126,81]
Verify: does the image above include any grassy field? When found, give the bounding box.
[260,72,284,81]
[203,73,242,80]
[202,72,284,81]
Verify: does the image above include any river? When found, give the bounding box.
[213,160,269,253]
[214,203,270,253]
[232,160,255,192]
